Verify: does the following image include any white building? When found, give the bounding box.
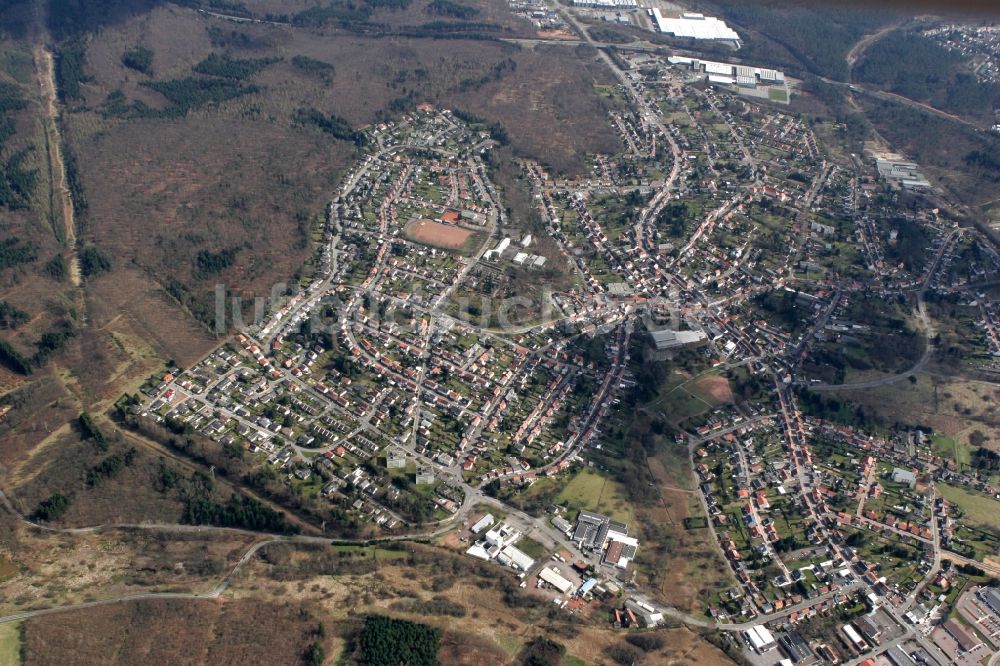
[842,624,867,651]
[604,534,639,569]
[471,513,495,534]
[539,566,575,594]
[650,11,739,42]
[499,544,535,571]
[891,467,917,487]
[743,625,776,653]
[668,56,785,88]
[572,0,637,8]
[485,237,511,260]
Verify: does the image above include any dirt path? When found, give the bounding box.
[33,45,81,287]
[845,16,936,80]
[845,23,901,75]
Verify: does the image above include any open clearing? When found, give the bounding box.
[0,622,19,666]
[638,444,733,614]
[555,468,635,525]
[403,219,473,251]
[841,374,1000,454]
[690,372,735,404]
[652,370,733,426]
[21,598,329,666]
[1,523,257,616]
[938,484,1000,533]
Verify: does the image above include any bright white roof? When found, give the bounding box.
[539,566,574,594]
[471,513,495,533]
[651,10,739,40]
[500,544,535,571]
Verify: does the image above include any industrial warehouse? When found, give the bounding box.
[649,11,740,43]
[668,56,785,88]
[668,55,791,102]
[572,510,640,570]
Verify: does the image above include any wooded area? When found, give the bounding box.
[357,614,441,666]
[856,31,1000,121]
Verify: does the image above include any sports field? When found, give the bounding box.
[404,219,473,250]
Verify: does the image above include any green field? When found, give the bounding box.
[931,434,972,468]
[330,545,410,559]
[768,87,789,103]
[650,370,730,425]
[0,555,17,582]
[556,468,635,525]
[938,484,1000,532]
[0,622,19,666]
[516,537,547,559]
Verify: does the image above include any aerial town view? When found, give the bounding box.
[0,0,999,664]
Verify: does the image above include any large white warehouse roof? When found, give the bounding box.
[650,10,740,41]
[539,567,575,594]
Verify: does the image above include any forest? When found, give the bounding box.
[0,339,32,375]
[47,0,171,39]
[883,218,931,272]
[855,31,1000,121]
[0,84,37,211]
[702,0,901,80]
[357,615,441,666]
[55,41,88,102]
[195,247,239,277]
[966,150,1000,181]
[85,448,138,487]
[32,492,73,521]
[654,201,691,238]
[291,55,335,81]
[0,82,27,115]
[0,148,36,210]
[80,245,112,277]
[292,2,374,29]
[141,77,260,115]
[971,447,999,473]
[122,46,154,75]
[77,412,109,450]
[33,327,75,367]
[426,0,480,19]
[0,301,29,329]
[0,237,37,271]
[192,53,280,80]
[181,493,300,534]
[295,108,367,146]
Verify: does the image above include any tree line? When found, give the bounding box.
[122,46,153,75]
[291,55,335,81]
[0,301,29,329]
[195,247,240,278]
[426,0,479,19]
[192,53,280,81]
[295,108,367,146]
[0,320,75,375]
[141,78,260,116]
[86,447,138,487]
[77,412,108,450]
[0,85,37,211]
[181,493,301,534]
